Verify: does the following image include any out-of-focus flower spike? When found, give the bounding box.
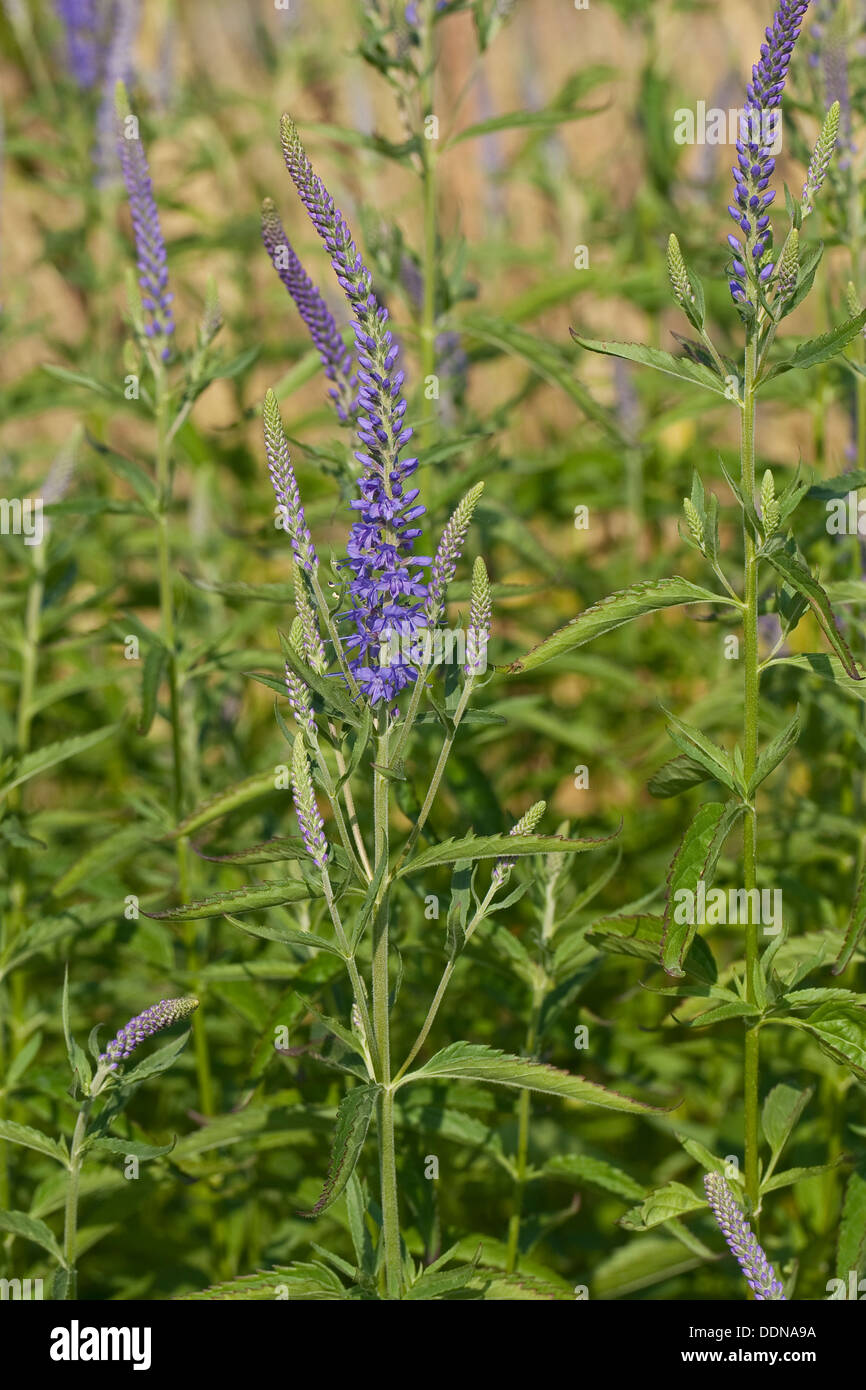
[261,196,357,422]
[291,731,329,868]
[801,100,840,215]
[263,388,318,573]
[115,80,175,360]
[198,275,223,349]
[94,0,139,186]
[425,482,485,625]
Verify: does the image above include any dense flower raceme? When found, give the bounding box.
[116,87,175,358]
[99,997,199,1070]
[261,198,357,422]
[262,389,318,572]
[727,1,811,306]
[704,1174,787,1300]
[279,116,429,705]
[56,0,110,88]
[93,0,139,185]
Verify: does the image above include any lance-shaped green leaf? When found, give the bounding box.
[587,913,717,984]
[833,860,866,975]
[570,332,730,398]
[661,802,744,978]
[648,754,712,799]
[0,1209,65,1264]
[120,1029,192,1085]
[0,725,118,800]
[196,836,348,870]
[507,578,737,675]
[397,830,616,877]
[222,913,344,958]
[138,644,167,735]
[397,1042,668,1113]
[620,1182,705,1231]
[460,313,624,442]
[0,1119,68,1167]
[761,1083,812,1165]
[762,539,861,680]
[750,709,801,795]
[166,770,279,840]
[792,1003,866,1080]
[760,307,866,382]
[300,1083,381,1217]
[146,879,322,921]
[662,710,739,794]
[83,1135,176,1161]
[836,1170,866,1281]
[278,629,361,727]
[543,1153,646,1201]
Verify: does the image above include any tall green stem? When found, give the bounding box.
[505,992,543,1273]
[372,716,401,1296]
[741,334,761,1222]
[154,373,214,1115]
[62,1103,90,1299]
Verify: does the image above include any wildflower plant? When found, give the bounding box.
[151,115,665,1302]
[563,0,866,1288]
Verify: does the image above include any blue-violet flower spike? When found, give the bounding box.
[99,996,199,1070]
[704,1174,787,1300]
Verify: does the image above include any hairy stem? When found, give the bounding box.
[62,1102,91,1299]
[155,373,214,1116]
[741,333,761,1229]
[371,716,400,1296]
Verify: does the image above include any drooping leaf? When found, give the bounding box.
[301,1084,380,1217]
[762,540,861,681]
[570,333,729,398]
[0,1209,65,1264]
[586,913,718,984]
[0,1119,68,1167]
[661,802,741,977]
[146,879,322,921]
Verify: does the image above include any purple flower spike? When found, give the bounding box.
[56,0,106,88]
[261,198,357,422]
[94,0,139,186]
[727,1,811,305]
[99,996,199,1070]
[279,116,429,705]
[116,86,175,359]
[704,1174,787,1300]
